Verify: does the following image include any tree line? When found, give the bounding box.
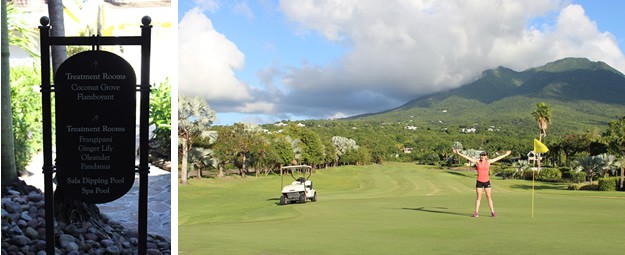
[178,95,373,184]
[178,96,624,189]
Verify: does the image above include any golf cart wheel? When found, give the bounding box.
[311,193,317,202]
[299,193,306,203]
[280,196,287,205]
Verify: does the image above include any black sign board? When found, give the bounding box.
[55,50,136,203]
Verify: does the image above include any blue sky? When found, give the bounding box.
[178,0,625,126]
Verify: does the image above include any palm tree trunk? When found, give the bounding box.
[1,0,18,186]
[47,0,67,73]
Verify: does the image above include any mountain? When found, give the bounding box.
[350,58,625,135]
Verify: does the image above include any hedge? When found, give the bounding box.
[598,177,620,191]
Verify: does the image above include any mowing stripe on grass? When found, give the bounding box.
[179,163,625,255]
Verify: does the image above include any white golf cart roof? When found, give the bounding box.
[280,165,313,181]
[281,165,312,170]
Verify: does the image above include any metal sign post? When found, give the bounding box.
[39,16,152,255]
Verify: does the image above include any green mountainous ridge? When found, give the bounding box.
[349,57,625,136]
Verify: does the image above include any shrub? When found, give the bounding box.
[568,183,581,190]
[149,78,172,162]
[10,63,44,174]
[500,168,517,180]
[570,171,587,184]
[520,169,537,180]
[490,164,507,176]
[538,167,562,182]
[559,167,572,179]
[421,153,439,165]
[579,184,599,191]
[598,177,619,191]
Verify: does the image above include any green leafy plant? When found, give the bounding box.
[500,168,517,180]
[7,2,38,58]
[597,177,619,191]
[149,78,172,161]
[538,167,562,182]
[10,64,43,173]
[570,171,587,184]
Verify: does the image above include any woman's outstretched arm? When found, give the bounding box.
[488,150,512,163]
[452,148,478,163]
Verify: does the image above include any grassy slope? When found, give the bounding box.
[356,95,625,136]
[179,163,625,255]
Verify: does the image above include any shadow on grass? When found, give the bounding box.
[510,184,565,190]
[268,197,313,206]
[445,170,472,177]
[267,198,283,206]
[402,207,470,217]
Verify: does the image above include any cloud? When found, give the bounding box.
[235,101,275,113]
[179,6,283,117]
[178,7,254,103]
[233,2,255,21]
[278,0,625,119]
[193,0,220,12]
[181,1,625,124]
[489,4,625,71]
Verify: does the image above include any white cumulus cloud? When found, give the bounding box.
[178,7,253,103]
[180,0,625,124]
[278,0,625,118]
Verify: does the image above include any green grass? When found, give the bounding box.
[179,163,625,255]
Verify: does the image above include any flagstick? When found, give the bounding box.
[533,152,541,219]
[532,166,535,219]
[532,139,548,220]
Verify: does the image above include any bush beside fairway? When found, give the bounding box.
[179,163,625,255]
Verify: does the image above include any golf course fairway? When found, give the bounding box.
[179,163,625,255]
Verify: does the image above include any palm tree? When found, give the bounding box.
[6,2,38,57]
[178,95,216,184]
[1,0,18,186]
[531,102,552,174]
[574,156,606,185]
[48,0,67,72]
[189,147,213,179]
[531,102,552,142]
[596,154,618,177]
[513,160,530,179]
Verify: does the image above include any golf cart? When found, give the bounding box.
[279,165,316,205]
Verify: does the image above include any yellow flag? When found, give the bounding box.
[533,139,549,153]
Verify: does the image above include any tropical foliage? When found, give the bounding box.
[6,1,38,58]
[171,59,624,193]
[531,102,552,140]
[9,64,43,173]
[178,95,216,184]
[149,78,172,162]
[182,111,623,192]
[603,116,625,188]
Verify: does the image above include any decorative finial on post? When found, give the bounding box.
[141,16,152,26]
[40,16,50,26]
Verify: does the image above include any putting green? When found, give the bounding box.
[179,162,625,255]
